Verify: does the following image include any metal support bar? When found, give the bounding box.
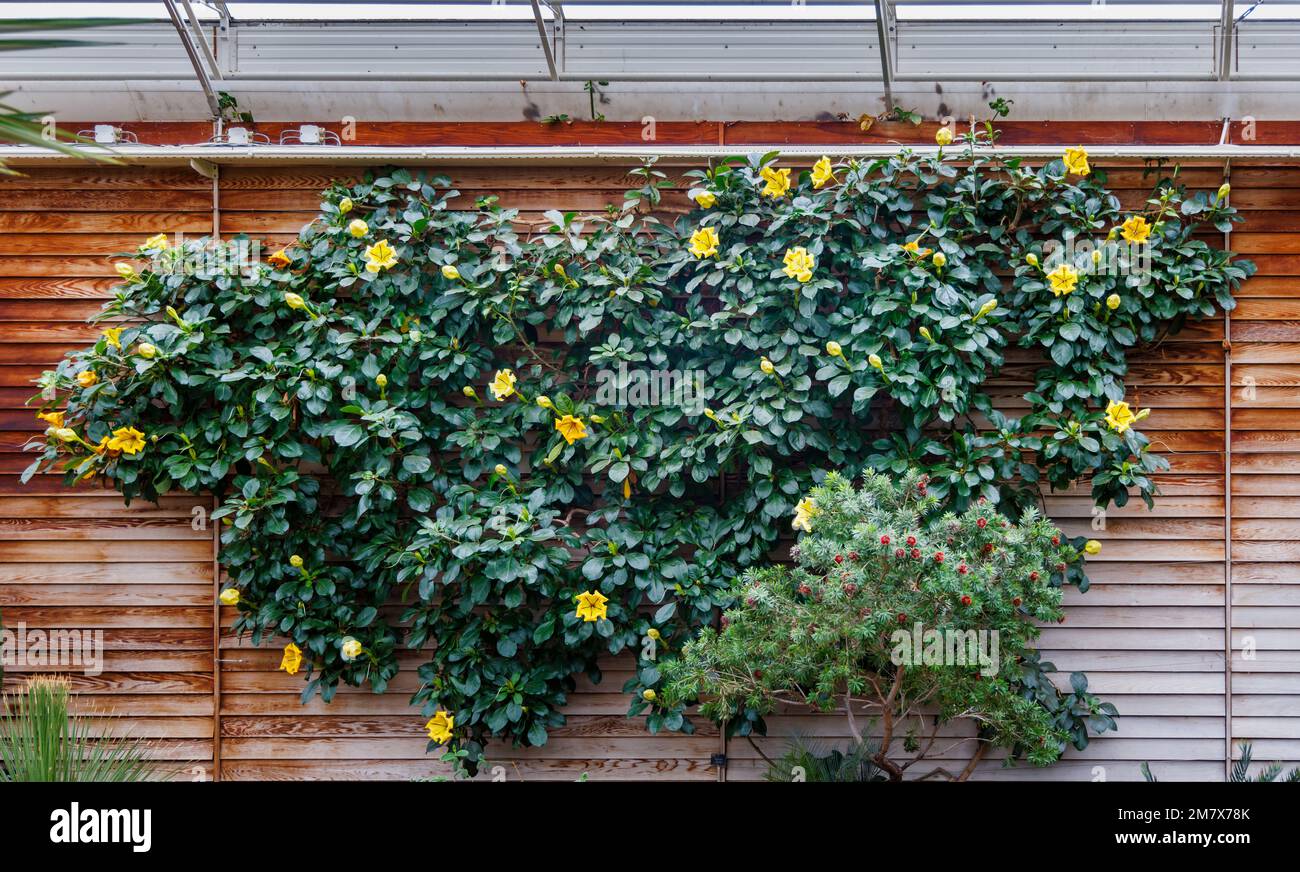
[163,0,223,118]
[872,0,895,108]
[182,0,223,80]
[530,0,559,81]
[7,143,1300,166]
[1218,0,1236,81]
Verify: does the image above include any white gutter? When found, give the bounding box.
[1,144,1297,167]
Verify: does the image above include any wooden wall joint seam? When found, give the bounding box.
[1221,157,1233,782]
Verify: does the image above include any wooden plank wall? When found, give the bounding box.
[0,168,217,777]
[1,158,1294,781]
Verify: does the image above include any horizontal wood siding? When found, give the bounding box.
[1,154,1293,781]
[0,168,217,777]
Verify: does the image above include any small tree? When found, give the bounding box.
[663,470,1116,781]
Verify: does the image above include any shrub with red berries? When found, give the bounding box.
[663,470,1116,777]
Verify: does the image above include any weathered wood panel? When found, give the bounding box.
[0,167,217,778]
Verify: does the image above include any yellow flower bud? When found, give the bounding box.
[647,628,661,640]
[494,463,508,476]
[919,326,934,343]
[536,395,553,409]
[704,409,718,421]
[1107,227,1118,242]
[441,264,461,281]
[694,190,716,209]
[339,197,354,214]
[868,353,884,370]
[935,127,954,147]
[284,292,306,311]
[826,340,843,358]
[289,554,304,568]
[1216,182,1231,202]
[463,386,477,399]
[219,588,240,606]
[642,689,657,702]
[375,373,388,388]
[760,357,775,375]
[76,370,98,388]
[341,637,363,661]
[932,251,946,268]
[590,414,606,424]
[1091,249,1102,265]
[1025,253,1039,267]
[114,262,139,281]
[1106,293,1121,311]
[1084,539,1102,556]
[136,342,157,359]
[348,219,368,238]
[54,427,79,443]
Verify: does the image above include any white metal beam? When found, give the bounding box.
[162,0,222,117]
[1,142,1297,167]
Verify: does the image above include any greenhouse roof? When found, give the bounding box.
[0,2,1297,121]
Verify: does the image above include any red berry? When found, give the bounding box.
[977,518,987,529]
[960,595,972,606]
[934,551,945,563]
[895,548,905,558]
[720,616,730,628]
[880,535,890,545]
[978,497,987,505]
[1052,536,1060,546]
[1056,562,1067,573]
[843,583,857,595]
[906,536,917,547]
[747,597,757,607]
[753,669,764,678]
[834,554,844,564]
[897,613,907,624]
[984,543,994,553]
[910,548,921,560]
[1012,597,1022,607]
[849,551,860,560]
[958,563,968,574]
[798,583,811,596]
[1029,571,1039,581]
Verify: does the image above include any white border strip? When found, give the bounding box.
[0,143,1297,166]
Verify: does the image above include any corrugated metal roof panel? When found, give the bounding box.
[1236,22,1300,80]
[229,22,552,79]
[561,20,880,80]
[893,21,1218,80]
[0,23,201,80]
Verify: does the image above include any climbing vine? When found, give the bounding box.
[25,127,1252,768]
